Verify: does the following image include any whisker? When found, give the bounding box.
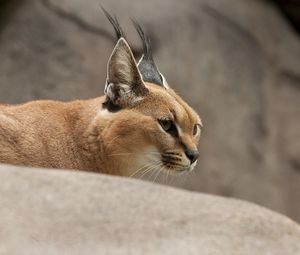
[105,135,121,147]
[134,159,163,179]
[130,159,162,178]
[106,151,161,157]
[152,169,161,184]
[168,167,172,185]
[158,164,169,183]
[146,164,159,180]
[165,166,171,184]
[147,163,163,181]
[152,164,165,183]
[129,161,156,178]
[138,161,162,179]
[163,167,168,184]
[139,162,162,179]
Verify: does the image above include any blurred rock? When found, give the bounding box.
[274,0,300,33]
[0,164,300,255]
[0,0,299,222]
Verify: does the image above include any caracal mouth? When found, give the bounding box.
[131,148,198,178]
[161,160,197,176]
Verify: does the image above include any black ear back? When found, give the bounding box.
[132,21,164,87]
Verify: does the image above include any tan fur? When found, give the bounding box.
[0,39,202,177]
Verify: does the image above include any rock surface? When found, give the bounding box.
[0,0,299,222]
[0,164,300,255]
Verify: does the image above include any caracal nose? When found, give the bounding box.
[185,149,199,164]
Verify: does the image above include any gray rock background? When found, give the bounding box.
[1,164,300,255]
[0,0,299,222]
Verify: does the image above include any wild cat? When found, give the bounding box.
[0,9,202,177]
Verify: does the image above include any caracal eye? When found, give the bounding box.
[158,119,173,132]
[193,124,201,136]
[158,119,178,136]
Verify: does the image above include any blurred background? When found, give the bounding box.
[0,0,299,222]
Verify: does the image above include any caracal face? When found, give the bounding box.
[100,82,202,177]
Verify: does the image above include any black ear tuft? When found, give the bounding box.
[101,6,126,40]
[132,20,151,60]
[132,20,164,87]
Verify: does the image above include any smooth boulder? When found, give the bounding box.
[0,164,300,255]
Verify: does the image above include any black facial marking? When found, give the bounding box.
[102,98,122,112]
[163,155,181,162]
[164,152,181,156]
[162,154,184,168]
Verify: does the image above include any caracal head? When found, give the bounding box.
[100,12,202,177]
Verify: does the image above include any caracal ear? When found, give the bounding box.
[104,38,149,111]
